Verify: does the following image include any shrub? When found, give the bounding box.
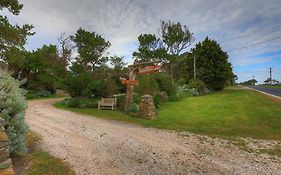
[154,91,168,108]
[114,94,140,111]
[168,93,182,101]
[135,74,159,95]
[26,90,52,99]
[187,79,207,95]
[115,94,126,111]
[187,88,200,96]
[61,98,98,108]
[128,103,139,114]
[85,80,107,98]
[64,65,92,97]
[0,69,28,154]
[153,73,174,96]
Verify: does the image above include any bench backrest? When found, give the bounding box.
[102,98,116,104]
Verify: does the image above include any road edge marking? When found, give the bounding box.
[245,87,281,100]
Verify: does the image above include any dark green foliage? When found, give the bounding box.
[0,0,34,61]
[133,21,194,91]
[240,79,257,85]
[187,79,207,95]
[71,28,110,70]
[135,74,159,95]
[65,28,125,99]
[26,90,51,99]
[0,69,27,154]
[153,73,174,96]
[133,34,166,63]
[20,45,65,93]
[128,103,139,114]
[65,62,110,98]
[110,56,127,72]
[153,91,168,108]
[85,80,107,98]
[60,98,98,108]
[64,64,92,97]
[116,95,126,111]
[184,37,234,91]
[0,0,23,14]
[168,93,183,102]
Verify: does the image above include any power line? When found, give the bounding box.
[228,35,281,52]
[235,70,268,73]
[235,67,281,74]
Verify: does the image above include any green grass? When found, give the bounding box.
[55,89,281,140]
[26,152,75,175]
[260,146,281,157]
[13,131,75,175]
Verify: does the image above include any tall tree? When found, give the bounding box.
[133,21,194,87]
[0,0,34,61]
[58,33,74,76]
[185,37,233,90]
[71,28,111,71]
[24,45,60,92]
[110,56,127,72]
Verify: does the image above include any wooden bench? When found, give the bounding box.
[98,98,117,110]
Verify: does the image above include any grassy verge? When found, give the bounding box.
[12,131,75,175]
[260,146,281,157]
[54,89,281,140]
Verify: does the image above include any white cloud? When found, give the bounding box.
[3,0,281,80]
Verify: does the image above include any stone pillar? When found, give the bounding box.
[139,94,156,119]
[0,118,15,175]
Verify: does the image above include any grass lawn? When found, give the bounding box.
[12,131,75,175]
[55,89,281,140]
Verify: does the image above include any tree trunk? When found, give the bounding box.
[124,68,137,112]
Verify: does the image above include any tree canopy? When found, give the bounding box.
[184,37,234,90]
[71,28,111,71]
[133,21,194,89]
[0,0,34,61]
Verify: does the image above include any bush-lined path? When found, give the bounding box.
[26,98,281,175]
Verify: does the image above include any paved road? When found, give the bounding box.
[249,86,281,97]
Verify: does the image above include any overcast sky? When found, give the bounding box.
[3,0,281,83]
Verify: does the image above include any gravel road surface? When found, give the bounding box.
[25,98,281,175]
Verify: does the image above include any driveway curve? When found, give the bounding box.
[25,98,281,175]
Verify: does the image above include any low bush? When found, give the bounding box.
[168,93,182,102]
[61,98,98,108]
[187,79,207,95]
[116,94,126,111]
[0,69,28,154]
[128,103,139,114]
[154,91,169,108]
[26,90,52,99]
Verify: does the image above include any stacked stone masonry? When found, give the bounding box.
[0,118,15,175]
[139,94,156,119]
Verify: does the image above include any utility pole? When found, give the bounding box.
[269,67,272,85]
[252,75,255,85]
[193,55,196,79]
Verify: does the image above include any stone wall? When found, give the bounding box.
[0,118,15,175]
[139,94,156,119]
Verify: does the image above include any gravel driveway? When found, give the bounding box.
[25,98,281,175]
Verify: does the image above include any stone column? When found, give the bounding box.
[139,94,156,119]
[0,118,15,175]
